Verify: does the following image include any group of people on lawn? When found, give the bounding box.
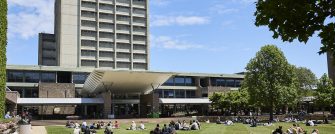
[150,120,201,134]
[69,120,120,134]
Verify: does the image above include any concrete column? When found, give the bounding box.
[103,93,112,118]
[84,105,87,117]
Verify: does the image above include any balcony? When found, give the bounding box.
[116,0,130,7]
[99,0,114,4]
[132,0,146,8]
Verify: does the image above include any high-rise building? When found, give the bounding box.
[53,0,149,70]
[38,33,57,66]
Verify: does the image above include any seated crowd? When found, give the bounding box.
[68,120,120,134]
[150,120,201,134]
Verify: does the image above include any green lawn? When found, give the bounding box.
[46,122,335,134]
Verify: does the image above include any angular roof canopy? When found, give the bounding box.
[82,69,175,94]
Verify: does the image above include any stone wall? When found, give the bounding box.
[140,93,159,117]
[38,83,76,115]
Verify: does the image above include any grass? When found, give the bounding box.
[46,122,335,134]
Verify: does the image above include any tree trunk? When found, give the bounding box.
[269,103,274,121]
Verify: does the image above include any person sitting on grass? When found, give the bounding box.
[190,120,199,130]
[168,124,177,134]
[153,124,162,134]
[114,121,119,129]
[73,126,81,134]
[272,126,283,134]
[264,121,273,126]
[225,120,234,126]
[296,124,306,134]
[162,124,169,134]
[84,126,91,134]
[81,121,87,132]
[127,121,137,130]
[181,120,190,130]
[104,123,113,134]
[90,123,96,129]
[311,129,319,134]
[196,120,201,129]
[306,119,315,126]
[287,124,298,134]
[174,120,181,130]
[138,121,145,130]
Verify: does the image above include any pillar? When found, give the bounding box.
[103,93,112,118]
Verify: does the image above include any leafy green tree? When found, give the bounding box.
[254,0,335,56]
[314,74,335,115]
[209,92,228,114]
[243,45,299,121]
[294,67,317,96]
[0,0,7,118]
[225,90,249,115]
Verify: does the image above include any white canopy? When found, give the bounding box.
[83,69,174,94]
[17,98,104,105]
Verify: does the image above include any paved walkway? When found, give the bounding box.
[32,126,47,134]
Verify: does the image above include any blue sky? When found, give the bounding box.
[7,0,327,77]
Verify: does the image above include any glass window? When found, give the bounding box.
[163,78,174,86]
[155,89,163,98]
[174,77,185,86]
[7,71,24,82]
[175,90,185,98]
[216,79,226,86]
[186,90,196,98]
[24,72,40,83]
[210,78,216,86]
[73,73,89,84]
[163,90,174,98]
[226,79,235,87]
[185,77,195,86]
[235,80,243,87]
[41,72,56,83]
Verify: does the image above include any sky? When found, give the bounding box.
[7,0,327,78]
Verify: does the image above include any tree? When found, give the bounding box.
[254,0,335,57]
[294,67,317,96]
[0,0,7,118]
[243,45,299,121]
[314,74,335,115]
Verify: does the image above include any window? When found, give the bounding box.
[185,77,195,86]
[163,78,174,86]
[100,61,114,68]
[73,73,89,84]
[81,60,97,67]
[226,79,235,87]
[99,51,114,58]
[216,79,226,86]
[175,90,185,98]
[7,71,24,82]
[41,72,56,83]
[163,90,174,98]
[100,41,114,48]
[174,77,185,86]
[81,50,97,57]
[155,89,163,98]
[186,90,196,98]
[235,80,243,87]
[24,72,40,83]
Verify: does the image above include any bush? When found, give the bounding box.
[147,112,160,118]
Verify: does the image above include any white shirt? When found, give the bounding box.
[139,123,145,129]
[73,128,80,134]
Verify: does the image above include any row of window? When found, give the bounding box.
[6,71,89,84]
[163,77,195,86]
[210,78,242,87]
[81,30,146,40]
[155,89,196,98]
[80,60,147,69]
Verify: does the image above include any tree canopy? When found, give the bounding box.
[0,0,7,118]
[254,0,335,56]
[314,74,335,112]
[243,45,299,120]
[294,67,317,96]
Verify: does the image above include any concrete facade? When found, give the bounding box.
[38,83,76,115]
[54,0,149,70]
[38,33,57,66]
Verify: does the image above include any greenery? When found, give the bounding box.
[46,122,335,134]
[0,0,7,119]
[243,45,299,121]
[294,66,317,97]
[147,112,160,118]
[254,0,335,57]
[314,74,335,114]
[209,90,249,115]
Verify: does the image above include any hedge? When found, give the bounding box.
[0,0,7,119]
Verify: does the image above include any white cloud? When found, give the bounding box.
[151,35,204,50]
[151,0,170,6]
[151,15,210,27]
[8,0,54,39]
[210,4,239,14]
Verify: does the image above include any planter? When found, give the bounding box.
[19,124,31,134]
